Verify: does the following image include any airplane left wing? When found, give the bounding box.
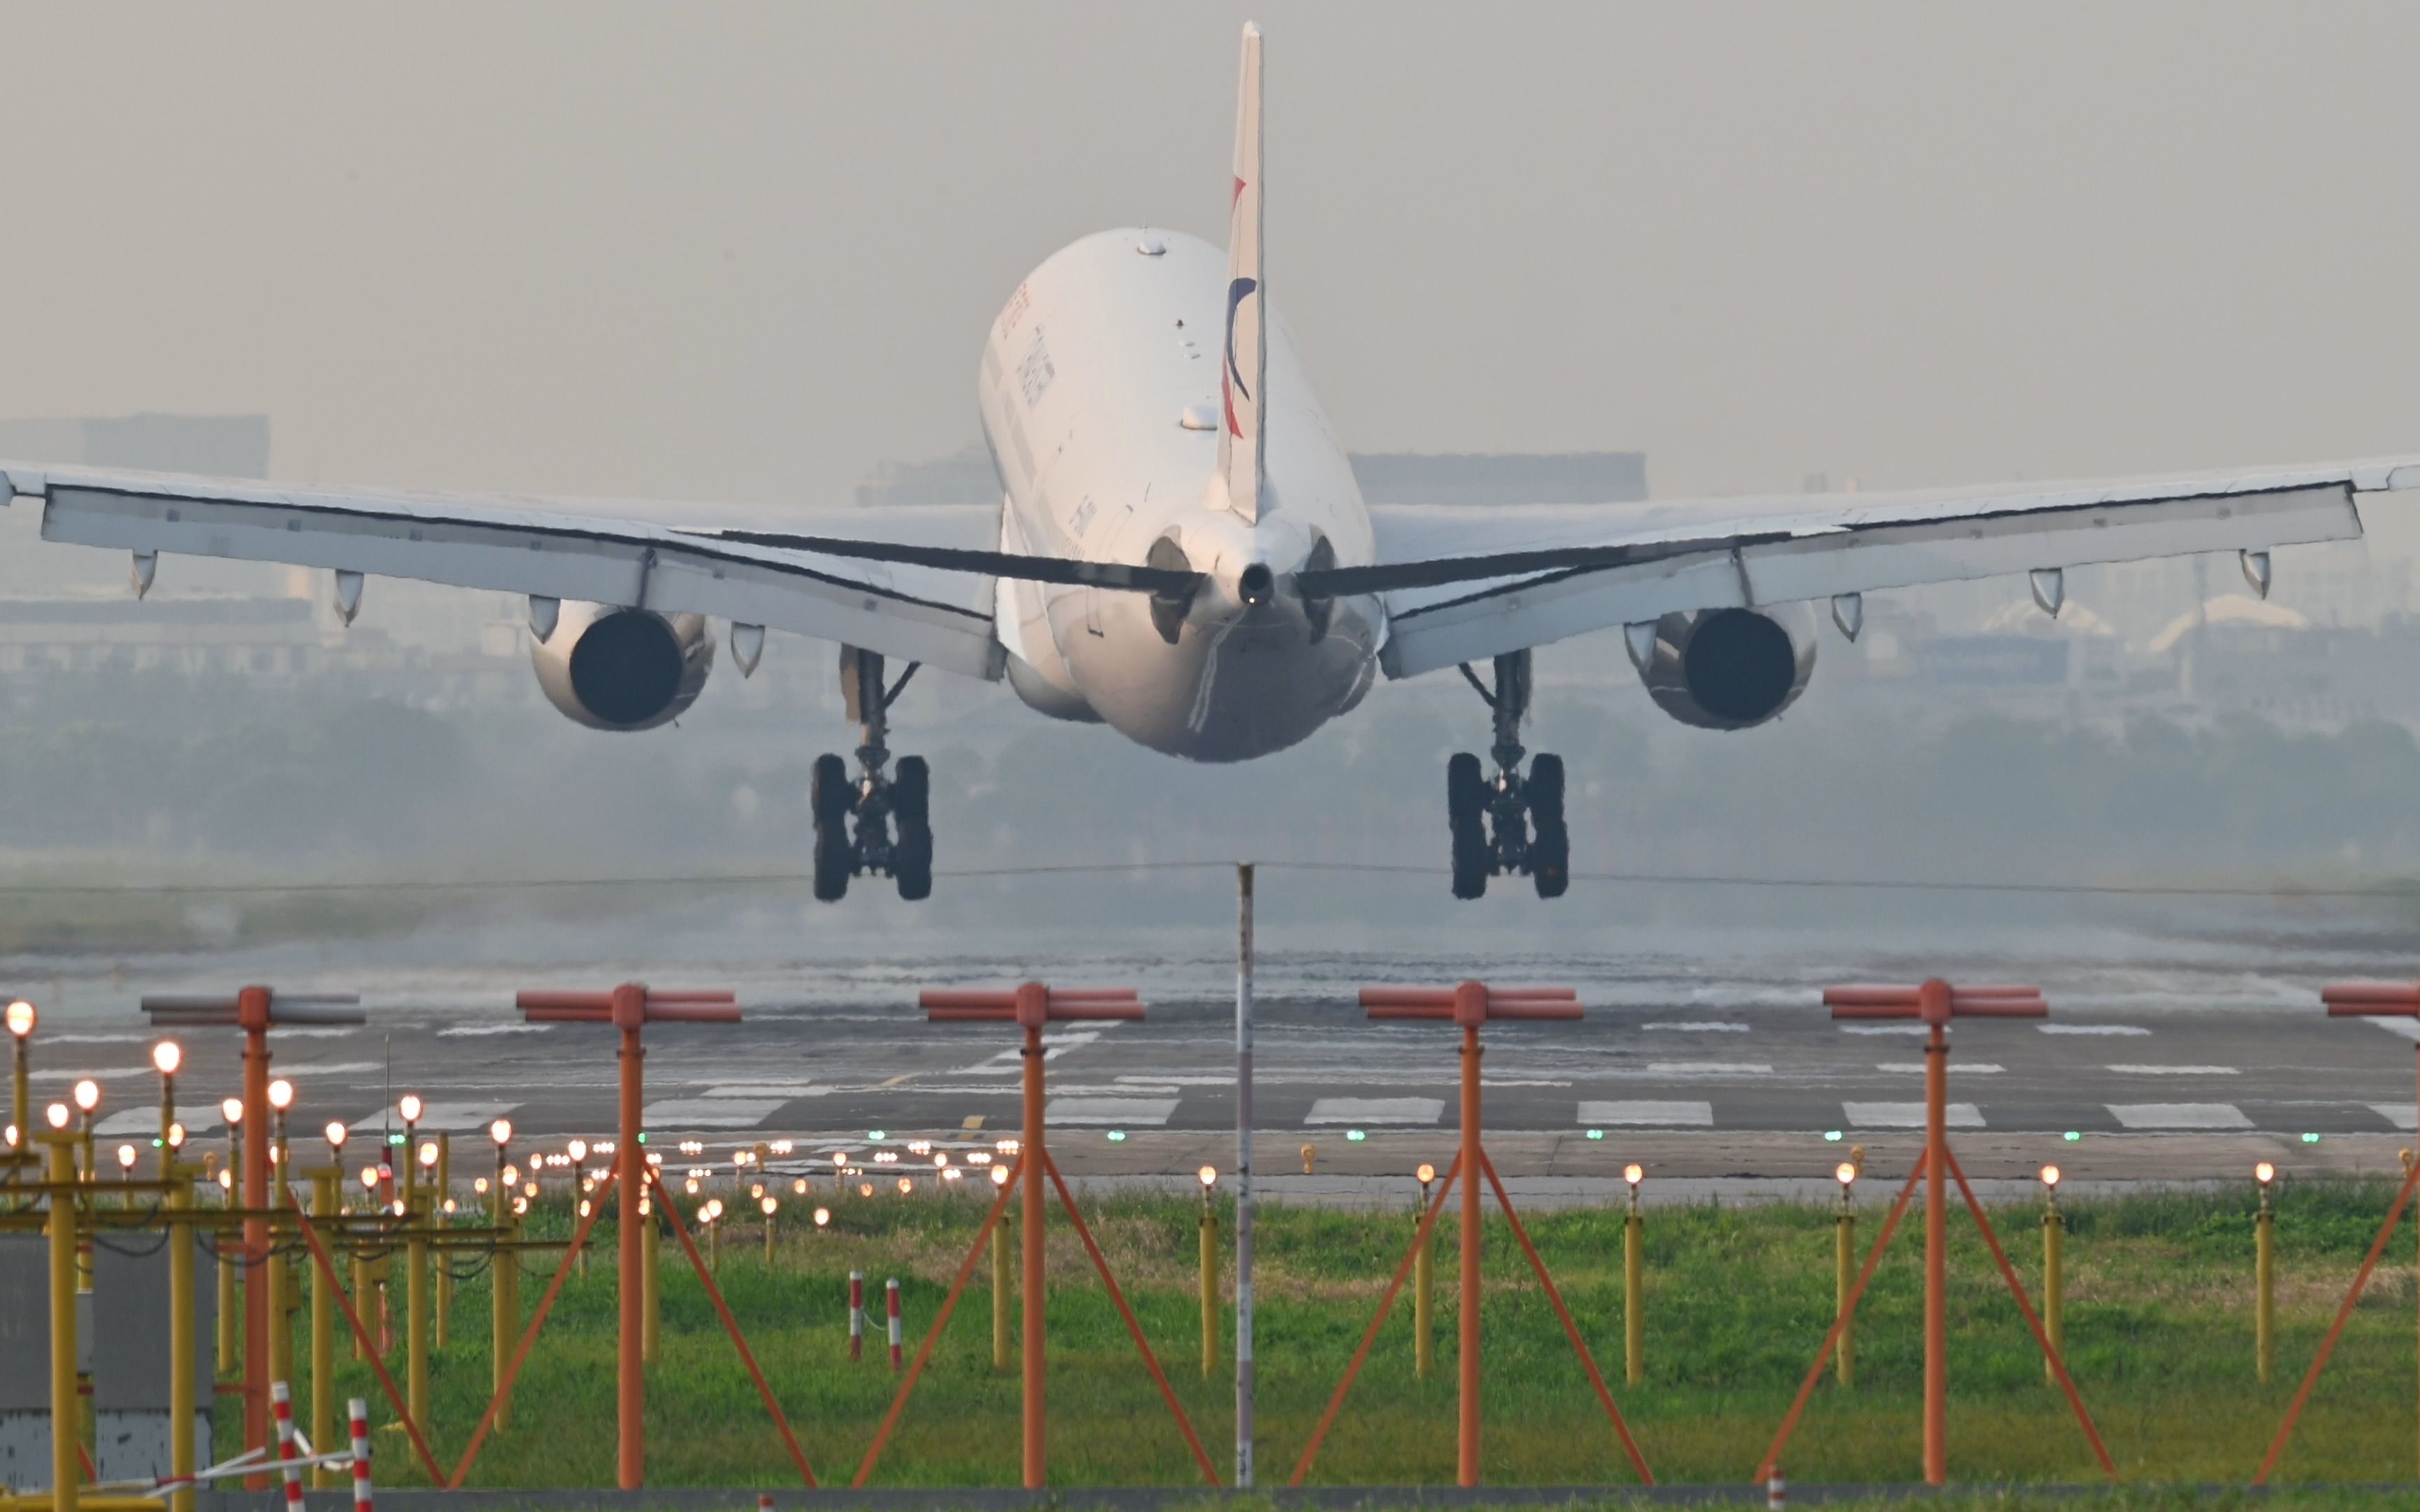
[4,463,1181,682]
[1339,456,2420,679]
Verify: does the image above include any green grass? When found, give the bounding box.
[226,1182,2420,1490]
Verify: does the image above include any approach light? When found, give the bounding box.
[2256,1161,2276,1186]
[165,1123,186,1149]
[489,1119,512,1147]
[473,1177,489,1195]
[501,1164,518,1186]
[761,1196,777,1216]
[684,1177,700,1196]
[897,1177,912,1195]
[418,1141,438,1168]
[398,1094,422,1125]
[814,1208,830,1228]
[990,1166,1009,1187]
[859,1182,874,1198]
[1835,1161,1857,1189]
[222,1097,246,1126]
[2,1124,15,1149]
[513,1196,529,1216]
[267,1079,293,1112]
[793,1179,808,1196]
[72,1079,99,1114]
[2040,1164,2061,1189]
[151,1040,182,1077]
[360,1166,380,1191]
[46,1102,71,1130]
[5,1000,34,1039]
[1416,1163,1436,1186]
[567,1138,587,1163]
[1199,1165,1218,1190]
[218,1168,234,1191]
[116,1143,137,1171]
[443,1198,457,1214]
[326,1121,347,1151]
[1622,1163,1644,1188]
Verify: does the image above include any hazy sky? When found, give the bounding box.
[7,4,2420,515]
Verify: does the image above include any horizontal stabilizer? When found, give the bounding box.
[689,527,1202,595]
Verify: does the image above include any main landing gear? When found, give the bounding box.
[813,646,932,903]
[1447,649,1568,901]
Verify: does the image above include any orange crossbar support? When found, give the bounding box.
[2254,1148,2420,1484]
[1477,1151,1652,1485]
[445,1168,617,1488]
[1043,1153,1221,1485]
[1288,1156,1462,1485]
[852,1157,1024,1487]
[1942,1149,2115,1480]
[650,1166,819,1488]
[1758,1160,1924,1483]
[288,1203,447,1485]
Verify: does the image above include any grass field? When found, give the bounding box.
[234,1179,2420,1490]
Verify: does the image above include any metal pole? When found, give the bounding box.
[992,1219,1012,1371]
[351,1223,373,1364]
[1021,1003,1047,1489]
[9,1035,25,1152]
[2043,1198,2064,1387]
[1414,1204,1433,1381]
[494,1148,516,1432]
[1200,1199,1218,1377]
[241,991,273,1479]
[1459,1016,1482,1487]
[1234,862,1256,1489]
[2255,1194,2274,1384]
[270,1117,292,1408]
[312,1170,338,1488]
[1835,1205,1856,1388]
[169,1158,197,1512]
[617,1004,646,1490]
[1624,1206,1644,1385]
[640,1197,658,1368]
[406,1168,430,1436]
[1924,1013,1947,1486]
[219,1149,237,1374]
[47,1135,78,1512]
[433,1133,452,1349]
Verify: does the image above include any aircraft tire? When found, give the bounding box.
[1447,752,1486,830]
[811,753,853,828]
[1530,820,1569,899]
[894,821,933,902]
[1527,752,1564,829]
[893,755,931,826]
[812,820,852,902]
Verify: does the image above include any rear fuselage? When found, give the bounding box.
[977,229,1384,761]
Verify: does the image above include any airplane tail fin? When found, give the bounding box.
[1218,22,1265,524]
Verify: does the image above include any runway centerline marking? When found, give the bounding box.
[705,1084,830,1099]
[1839,1026,1926,1037]
[2106,1065,2238,1076]
[1641,1023,1751,1033]
[1578,1100,1713,1127]
[1306,1098,1442,1126]
[2040,1025,2150,1037]
[1647,1062,1774,1077]
[347,1100,516,1135]
[1844,1102,1984,1129]
[1045,1097,1176,1126]
[1877,1063,2003,1074]
[2106,1102,2250,1130]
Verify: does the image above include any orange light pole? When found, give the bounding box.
[1361,981,1584,1486]
[515,983,741,1490]
[919,982,1144,1488]
[141,987,364,1481]
[1823,979,2045,1485]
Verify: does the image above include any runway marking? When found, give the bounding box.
[2106,1065,2238,1076]
[2040,1025,2150,1037]
[95,1108,172,1137]
[1577,1100,1713,1127]
[704,1084,830,1099]
[2368,1103,2419,1130]
[1641,1023,1751,1032]
[1055,1083,1179,1096]
[1877,1063,2003,1074]
[1045,1097,1177,1126]
[962,1116,985,1130]
[2365,1018,2420,1042]
[349,1100,515,1135]
[1122,1074,1232,1086]
[945,1030,1106,1075]
[36,1032,144,1045]
[1839,1026,1926,1037]
[1844,1102,1984,1129]
[879,1074,913,1088]
[32,1066,150,1082]
[275,1062,382,1077]
[641,1098,786,1129]
[438,1023,552,1038]
[2106,1102,2251,1130]
[1647,1063,1774,1077]
[1307,1098,1443,1126]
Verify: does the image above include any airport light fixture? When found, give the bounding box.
[165,1121,186,1152]
[1835,1161,1857,1195]
[1199,1163,1218,1190]
[896,1177,913,1195]
[792,1178,808,1196]
[151,1039,183,1150]
[325,1121,347,1154]
[73,1079,99,1114]
[116,1142,137,1174]
[990,1166,1009,1188]
[1585,1128,1604,1140]
[46,1102,69,1130]
[2255,1161,2276,1187]
[5,999,32,1149]
[813,1207,830,1228]
[1623,1161,1645,1214]
[5,1000,32,1038]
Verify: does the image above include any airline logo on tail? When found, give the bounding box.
[1223,270,1256,439]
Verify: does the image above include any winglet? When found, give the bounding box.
[1218,22,1265,524]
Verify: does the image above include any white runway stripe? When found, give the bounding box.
[1876,1063,2003,1074]
[2040,1025,2150,1036]
[1641,1023,1750,1033]
[1307,1098,1444,1126]
[1578,1100,1713,1127]
[2106,1102,2250,1130]
[1844,1102,1984,1129]
[349,1100,516,1135]
[2364,1018,2420,1042]
[1046,1097,1177,1126]
[2106,1065,2238,1076]
[703,1085,830,1099]
[641,1098,784,1129]
[2370,1102,2419,1130]
[95,1108,169,1137]
[1839,1025,1926,1036]
[1647,1063,1774,1077]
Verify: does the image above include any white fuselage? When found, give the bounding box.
[977,230,1384,762]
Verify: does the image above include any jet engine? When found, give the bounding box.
[530,601,714,731]
[1629,606,1816,731]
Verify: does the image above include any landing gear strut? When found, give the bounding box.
[813,646,932,902]
[1447,650,1567,900]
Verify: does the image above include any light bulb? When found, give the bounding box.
[567,1139,587,1163]
[221,1097,244,1125]
[1835,1162,1857,1187]
[490,1118,513,1146]
[397,1094,422,1124]
[4,1000,34,1038]
[151,1040,182,1076]
[813,1207,830,1227]
[267,1079,293,1112]
[326,1121,347,1149]
[46,1102,70,1130]
[990,1166,1009,1186]
[166,1123,186,1149]
[72,1079,99,1113]
[116,1143,137,1170]
[761,1196,777,1215]
[2256,1161,2276,1186]
[2040,1164,2061,1189]
[1622,1163,1645,1186]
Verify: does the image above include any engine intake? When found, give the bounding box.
[1630,606,1815,731]
[531,601,714,731]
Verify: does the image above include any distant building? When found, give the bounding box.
[853,445,1652,508]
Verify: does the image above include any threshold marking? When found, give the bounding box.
[2040,1025,2150,1037]
[1844,1102,1984,1129]
[1046,1097,1177,1127]
[2106,1102,2250,1130]
[641,1098,786,1129]
[2107,1065,2238,1076]
[2369,1103,2419,1130]
[1577,1100,1713,1127]
[1307,1097,1444,1126]
[1647,1062,1774,1077]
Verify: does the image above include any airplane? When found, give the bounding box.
[7,22,2417,904]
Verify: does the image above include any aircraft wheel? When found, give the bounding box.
[892,755,930,826]
[812,820,853,902]
[811,753,854,828]
[893,821,933,902]
[1530,820,1569,899]
[1527,752,1564,829]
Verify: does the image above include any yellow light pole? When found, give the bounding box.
[762,1194,780,1263]
[568,1140,590,1279]
[1622,1163,1646,1386]
[218,1097,244,1374]
[73,1078,100,1191]
[353,1163,380,1364]
[2041,1164,2065,1385]
[267,1079,295,1396]
[6,998,34,1159]
[1834,1160,1858,1387]
[640,1163,660,1368]
[434,1132,453,1348]
[1197,1166,1219,1378]
[43,1116,80,1512]
[310,1142,341,1488]
[2255,1161,2276,1384]
[1414,1163,1437,1382]
[408,1129,436,1434]
[990,1165,1013,1371]
[489,1119,517,1430]
[165,1128,197,1512]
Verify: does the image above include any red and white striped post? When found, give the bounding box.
[886,1278,903,1371]
[849,1270,865,1361]
[270,1381,305,1512]
[349,1397,373,1512]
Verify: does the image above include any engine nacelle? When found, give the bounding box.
[531,601,714,731]
[1632,606,1816,731]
